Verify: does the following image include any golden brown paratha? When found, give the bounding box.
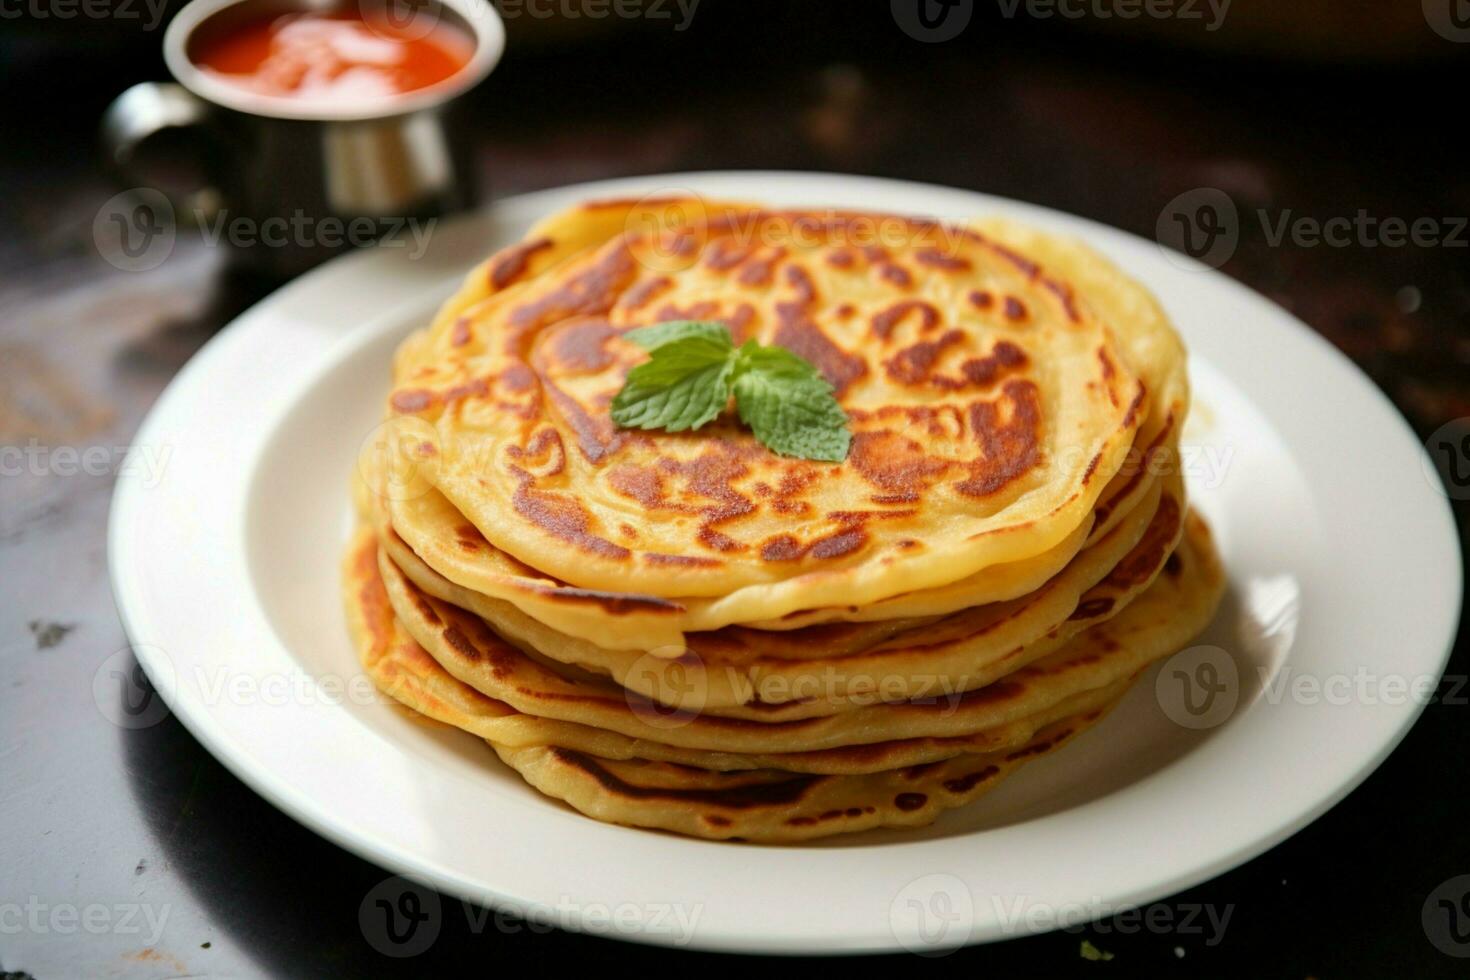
[366,201,1187,650]
[340,199,1218,843]
[375,505,1220,752]
[341,516,1226,840]
[386,203,1147,608]
[490,711,1111,843]
[343,526,1131,777]
[381,473,1178,714]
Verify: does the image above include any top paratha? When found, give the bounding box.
[385,201,1149,609]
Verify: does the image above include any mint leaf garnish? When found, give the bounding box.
[610,322,850,461]
[732,342,851,462]
[614,359,735,432]
[622,319,733,351]
[611,324,735,433]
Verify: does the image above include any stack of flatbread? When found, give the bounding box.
[343,198,1225,842]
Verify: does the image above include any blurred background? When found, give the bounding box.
[2,2,1468,977]
[3,0,1468,421]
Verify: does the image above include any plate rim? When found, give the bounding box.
[108,170,1463,955]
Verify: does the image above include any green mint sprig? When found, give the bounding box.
[610,321,850,462]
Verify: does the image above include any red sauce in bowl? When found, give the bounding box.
[191,10,474,103]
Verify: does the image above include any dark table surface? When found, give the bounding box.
[2,3,1468,977]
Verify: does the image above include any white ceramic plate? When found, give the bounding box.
[110,172,1462,955]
